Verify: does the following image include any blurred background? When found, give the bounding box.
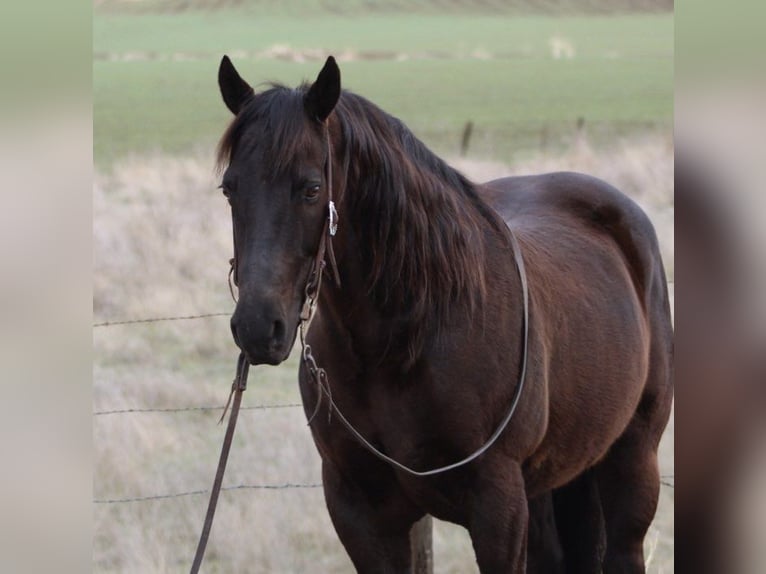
[92,0,675,572]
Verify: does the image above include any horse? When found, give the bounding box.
[215,55,673,573]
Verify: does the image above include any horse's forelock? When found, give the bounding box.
[216,83,318,176]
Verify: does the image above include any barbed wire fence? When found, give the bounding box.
[93,312,230,328]
[93,482,324,505]
[93,277,673,330]
[94,310,674,508]
[93,402,303,416]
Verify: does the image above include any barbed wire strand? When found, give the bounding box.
[94,403,302,416]
[94,482,324,504]
[93,312,230,328]
[94,475,674,505]
[93,281,675,329]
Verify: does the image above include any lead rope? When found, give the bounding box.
[190,123,338,572]
[190,353,249,574]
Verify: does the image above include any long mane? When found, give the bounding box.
[217,85,509,366]
[335,92,511,364]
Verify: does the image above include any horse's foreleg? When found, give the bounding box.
[322,459,421,574]
[468,460,528,574]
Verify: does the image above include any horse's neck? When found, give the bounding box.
[317,196,516,371]
[317,235,394,365]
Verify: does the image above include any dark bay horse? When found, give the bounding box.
[215,55,673,573]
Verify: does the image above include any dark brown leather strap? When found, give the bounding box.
[323,126,341,287]
[190,353,249,574]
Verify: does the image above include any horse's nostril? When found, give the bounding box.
[230,309,286,359]
[271,319,285,346]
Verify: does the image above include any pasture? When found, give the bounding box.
[94,9,672,165]
[94,3,673,572]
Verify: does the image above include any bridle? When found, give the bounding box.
[227,127,340,305]
[192,120,529,571]
[230,120,529,476]
[298,126,342,315]
[297,124,530,477]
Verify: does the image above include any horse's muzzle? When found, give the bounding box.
[230,304,291,365]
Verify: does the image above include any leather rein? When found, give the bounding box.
[191,122,529,571]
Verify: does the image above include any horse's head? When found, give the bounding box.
[217,55,341,365]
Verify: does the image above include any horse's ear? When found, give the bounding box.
[218,55,254,115]
[305,56,341,123]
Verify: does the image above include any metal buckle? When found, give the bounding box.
[328,200,338,236]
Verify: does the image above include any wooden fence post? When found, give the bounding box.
[460,121,474,157]
[410,515,433,574]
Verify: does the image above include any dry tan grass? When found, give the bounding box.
[93,133,673,572]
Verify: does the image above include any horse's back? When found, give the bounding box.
[482,172,663,307]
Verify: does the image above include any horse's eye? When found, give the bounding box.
[304,183,321,201]
[218,184,231,198]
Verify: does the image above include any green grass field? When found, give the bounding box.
[94,9,672,166]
